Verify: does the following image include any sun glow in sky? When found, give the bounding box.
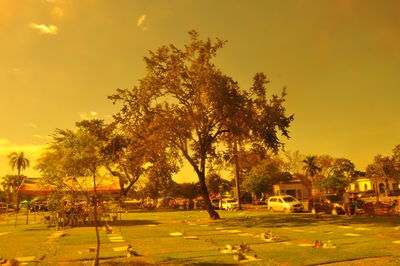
[1,0,400,182]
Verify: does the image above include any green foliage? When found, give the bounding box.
[243,158,291,197]
[312,157,356,193]
[393,144,400,171]
[302,155,321,178]
[0,174,26,204]
[1,174,25,192]
[176,182,198,199]
[142,174,177,199]
[318,175,349,193]
[206,173,232,194]
[366,155,397,180]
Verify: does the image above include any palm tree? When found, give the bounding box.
[8,152,30,213]
[1,175,25,204]
[8,152,30,177]
[302,155,321,195]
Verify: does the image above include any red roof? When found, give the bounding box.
[19,183,55,196]
[19,178,121,196]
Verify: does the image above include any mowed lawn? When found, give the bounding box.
[2,209,400,265]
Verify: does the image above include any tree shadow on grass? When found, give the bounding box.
[23,228,48,231]
[221,213,400,229]
[162,255,235,266]
[323,215,400,227]
[74,220,160,228]
[112,220,160,227]
[125,209,202,214]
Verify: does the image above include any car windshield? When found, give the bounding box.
[282,196,296,202]
[326,195,342,202]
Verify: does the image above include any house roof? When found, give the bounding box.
[19,178,55,196]
[19,177,121,196]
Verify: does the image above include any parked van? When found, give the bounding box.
[267,195,303,213]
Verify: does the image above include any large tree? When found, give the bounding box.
[392,144,400,174]
[206,173,232,195]
[110,31,293,219]
[243,156,292,198]
[366,154,397,197]
[101,125,178,198]
[283,151,311,194]
[318,158,356,193]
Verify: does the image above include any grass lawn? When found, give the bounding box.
[2,208,400,265]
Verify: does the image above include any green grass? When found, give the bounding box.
[2,209,400,265]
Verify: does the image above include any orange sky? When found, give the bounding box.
[1,0,400,182]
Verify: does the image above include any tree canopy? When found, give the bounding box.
[110,31,293,219]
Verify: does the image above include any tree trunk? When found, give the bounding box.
[310,178,321,196]
[374,178,380,202]
[234,140,242,210]
[14,192,20,227]
[26,204,29,224]
[385,178,390,197]
[14,168,21,227]
[93,174,101,266]
[198,171,220,219]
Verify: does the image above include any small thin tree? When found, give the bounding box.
[8,152,30,226]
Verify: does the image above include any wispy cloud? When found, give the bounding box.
[137,15,146,26]
[33,134,52,140]
[29,23,58,35]
[78,111,98,120]
[51,7,64,18]
[26,123,38,129]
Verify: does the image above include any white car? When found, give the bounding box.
[220,199,238,210]
[267,195,303,213]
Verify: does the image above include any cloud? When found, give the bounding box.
[0,138,46,156]
[29,23,58,34]
[26,123,38,129]
[51,7,64,18]
[137,15,146,26]
[78,111,98,120]
[33,134,52,140]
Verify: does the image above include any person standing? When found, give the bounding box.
[343,191,351,216]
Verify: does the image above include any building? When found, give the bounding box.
[349,177,398,193]
[273,179,311,200]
